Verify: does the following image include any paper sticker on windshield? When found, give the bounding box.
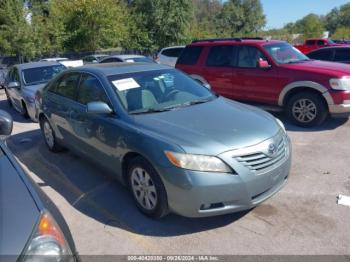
[112,78,140,91]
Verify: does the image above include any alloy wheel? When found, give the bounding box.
[292,98,317,123]
[130,167,158,210]
[43,121,54,149]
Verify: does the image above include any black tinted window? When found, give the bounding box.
[237,46,267,68]
[206,46,235,67]
[22,65,65,85]
[177,46,203,65]
[54,73,80,100]
[317,40,326,46]
[308,49,332,61]
[334,49,350,62]
[77,74,109,105]
[306,40,316,46]
[100,58,122,63]
[162,48,184,58]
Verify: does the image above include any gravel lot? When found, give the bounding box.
[2,89,350,257]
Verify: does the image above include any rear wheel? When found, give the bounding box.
[286,92,328,127]
[21,101,29,118]
[40,117,63,152]
[127,157,169,218]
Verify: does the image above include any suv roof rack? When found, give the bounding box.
[192,37,265,43]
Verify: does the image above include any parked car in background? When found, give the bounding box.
[294,38,348,54]
[307,46,350,64]
[156,46,185,67]
[4,62,66,121]
[0,66,7,89]
[37,63,291,218]
[99,55,155,64]
[82,54,109,64]
[40,57,69,62]
[0,110,77,261]
[176,38,350,127]
[40,57,83,68]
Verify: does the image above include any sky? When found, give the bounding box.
[261,0,350,29]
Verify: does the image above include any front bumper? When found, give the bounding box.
[329,103,350,118]
[159,133,292,218]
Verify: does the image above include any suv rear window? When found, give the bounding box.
[162,48,184,58]
[177,46,203,65]
[334,49,350,62]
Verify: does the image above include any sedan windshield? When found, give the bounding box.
[22,65,66,86]
[108,69,217,114]
[264,43,310,64]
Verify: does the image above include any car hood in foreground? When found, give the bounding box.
[0,146,39,259]
[134,97,281,156]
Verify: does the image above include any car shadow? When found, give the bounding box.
[7,129,249,237]
[0,97,33,124]
[271,112,349,132]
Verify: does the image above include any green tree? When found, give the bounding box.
[332,27,350,40]
[215,0,266,37]
[49,0,129,52]
[294,13,324,39]
[130,0,193,51]
[0,0,35,60]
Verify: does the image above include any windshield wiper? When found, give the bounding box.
[129,107,173,115]
[286,59,310,64]
[182,97,214,107]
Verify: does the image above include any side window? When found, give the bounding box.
[162,48,183,58]
[176,46,203,65]
[317,40,325,46]
[308,49,332,61]
[77,74,109,105]
[100,58,122,63]
[206,45,235,67]
[334,49,350,62]
[237,46,267,68]
[306,40,316,46]
[54,73,80,100]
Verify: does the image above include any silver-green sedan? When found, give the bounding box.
[38,63,291,218]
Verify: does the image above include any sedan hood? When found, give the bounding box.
[134,97,281,155]
[0,147,39,258]
[22,83,46,97]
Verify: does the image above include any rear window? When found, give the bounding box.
[306,40,316,46]
[161,48,184,58]
[22,65,65,86]
[177,46,203,65]
[334,49,350,62]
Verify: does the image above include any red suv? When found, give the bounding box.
[175,38,350,127]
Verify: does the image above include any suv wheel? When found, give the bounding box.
[127,157,169,218]
[286,92,328,127]
[40,117,63,152]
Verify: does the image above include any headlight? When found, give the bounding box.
[165,151,232,173]
[329,77,350,90]
[21,211,74,262]
[276,118,286,132]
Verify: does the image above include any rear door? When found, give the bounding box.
[232,45,278,104]
[44,72,81,145]
[71,73,120,171]
[202,45,235,99]
[334,48,350,64]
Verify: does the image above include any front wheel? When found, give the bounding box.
[127,157,169,218]
[286,92,328,127]
[40,117,63,152]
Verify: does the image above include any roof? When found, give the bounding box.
[69,62,172,77]
[107,54,146,59]
[15,61,63,70]
[40,57,68,61]
[190,38,283,47]
[161,45,185,50]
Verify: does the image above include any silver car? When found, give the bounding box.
[38,63,291,218]
[5,62,65,121]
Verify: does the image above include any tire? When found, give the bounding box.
[286,92,328,127]
[40,117,63,152]
[127,156,169,219]
[5,89,12,107]
[21,101,29,118]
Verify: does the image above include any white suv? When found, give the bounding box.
[156,46,184,67]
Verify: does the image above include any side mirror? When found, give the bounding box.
[0,110,13,136]
[86,102,113,115]
[257,60,271,69]
[8,81,20,89]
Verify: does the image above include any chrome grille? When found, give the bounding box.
[235,135,287,173]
